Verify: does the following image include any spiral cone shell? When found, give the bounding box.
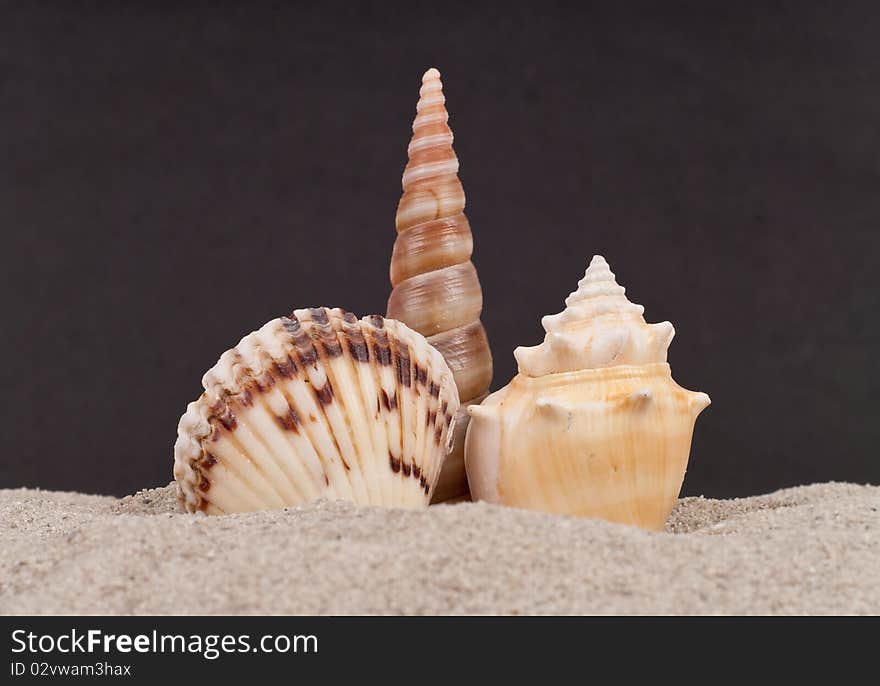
[174,308,460,514]
[387,68,493,502]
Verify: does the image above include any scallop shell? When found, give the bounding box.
[387,68,493,503]
[174,308,460,514]
[464,256,710,530]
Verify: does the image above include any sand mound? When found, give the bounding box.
[1,482,877,614]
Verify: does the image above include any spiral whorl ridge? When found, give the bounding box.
[387,68,493,502]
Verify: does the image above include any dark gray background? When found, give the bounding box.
[2,2,877,498]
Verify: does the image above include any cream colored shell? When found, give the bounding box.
[174,308,460,514]
[465,256,710,530]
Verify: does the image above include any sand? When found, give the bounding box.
[0,482,877,615]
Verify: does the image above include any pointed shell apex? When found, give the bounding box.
[516,255,674,376]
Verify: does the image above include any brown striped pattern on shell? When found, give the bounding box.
[387,68,493,502]
[173,308,460,514]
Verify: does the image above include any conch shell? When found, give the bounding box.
[465,256,710,530]
[387,68,493,503]
[174,308,460,514]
